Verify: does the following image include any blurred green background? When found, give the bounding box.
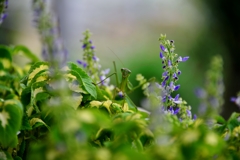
[0,0,239,119]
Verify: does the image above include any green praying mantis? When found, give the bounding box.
[95,61,151,115]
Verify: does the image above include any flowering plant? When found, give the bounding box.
[1,1,240,160]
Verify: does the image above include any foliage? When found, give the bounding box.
[1,1,240,160]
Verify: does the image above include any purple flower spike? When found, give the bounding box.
[174,85,180,91]
[160,52,164,59]
[160,44,166,52]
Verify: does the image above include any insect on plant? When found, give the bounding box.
[95,49,151,115]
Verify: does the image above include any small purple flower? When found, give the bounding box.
[118,91,124,98]
[82,44,87,49]
[173,73,178,80]
[92,56,99,61]
[160,52,164,59]
[231,96,240,107]
[174,107,180,115]
[77,60,87,68]
[187,110,191,117]
[173,94,182,104]
[5,0,8,8]
[168,60,172,66]
[164,76,169,81]
[193,114,197,120]
[178,56,189,62]
[91,46,95,49]
[177,71,181,75]
[162,71,168,77]
[231,97,237,102]
[100,75,108,86]
[161,80,167,87]
[174,94,179,101]
[174,85,180,91]
[182,56,189,62]
[102,68,110,75]
[168,106,174,114]
[77,60,83,65]
[83,62,87,68]
[169,81,174,90]
[162,96,167,102]
[195,88,206,98]
[162,65,166,69]
[1,13,7,20]
[160,44,166,52]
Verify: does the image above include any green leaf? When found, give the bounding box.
[17,139,26,158]
[226,112,240,131]
[35,92,50,103]
[0,84,13,93]
[0,71,17,81]
[67,62,97,99]
[26,62,49,86]
[30,81,48,112]
[29,118,50,131]
[0,150,13,160]
[20,86,31,106]
[11,45,40,62]
[0,46,12,70]
[14,156,22,160]
[27,69,49,87]
[0,99,23,148]
[21,114,32,130]
[214,115,226,124]
[66,70,88,93]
